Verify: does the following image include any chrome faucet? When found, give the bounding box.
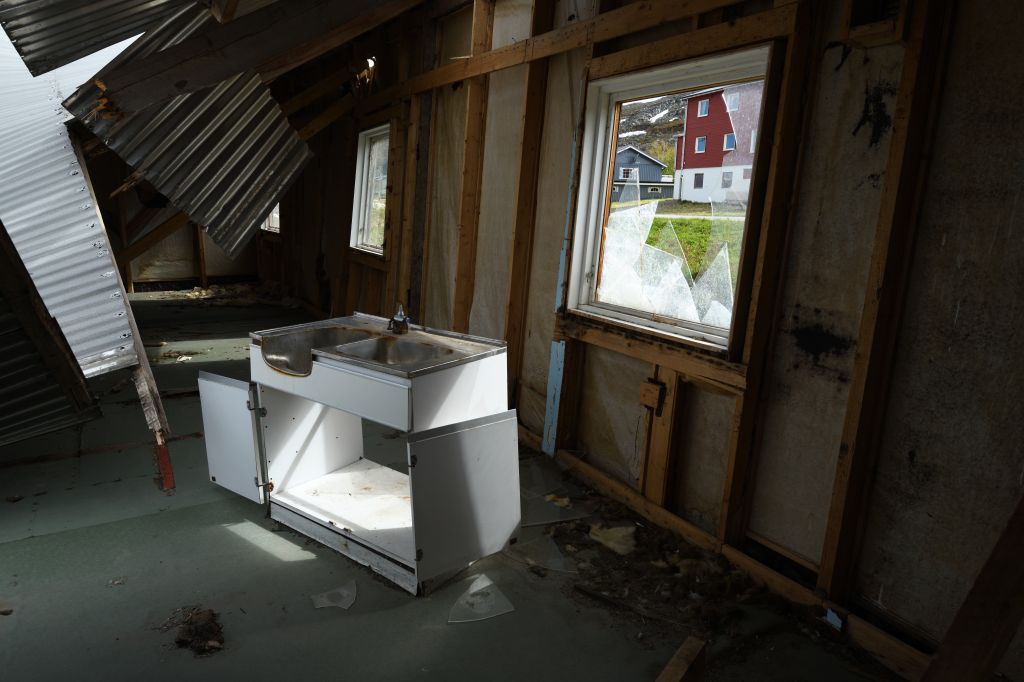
[387,304,412,334]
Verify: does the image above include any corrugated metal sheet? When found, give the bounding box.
[0,0,189,76]
[0,34,139,376]
[0,296,92,448]
[65,6,313,259]
[0,219,98,450]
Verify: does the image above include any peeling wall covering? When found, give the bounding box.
[669,384,734,534]
[516,0,596,434]
[423,8,472,329]
[467,0,532,340]
[745,7,904,564]
[577,345,648,488]
[853,1,1024,675]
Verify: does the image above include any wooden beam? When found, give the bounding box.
[298,94,355,141]
[718,2,818,544]
[451,0,495,332]
[557,315,747,394]
[281,70,353,117]
[504,0,555,404]
[817,0,954,601]
[95,0,424,114]
[356,0,755,111]
[656,636,706,682]
[641,367,680,506]
[117,213,191,264]
[588,3,798,80]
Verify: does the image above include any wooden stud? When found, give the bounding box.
[719,1,818,545]
[656,636,707,682]
[503,0,555,405]
[396,96,422,307]
[640,367,679,506]
[450,0,495,333]
[817,0,954,602]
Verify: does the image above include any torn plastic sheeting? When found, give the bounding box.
[311,580,357,609]
[448,574,514,623]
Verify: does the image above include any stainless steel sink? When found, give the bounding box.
[260,327,377,376]
[253,313,506,378]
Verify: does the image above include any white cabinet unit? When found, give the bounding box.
[198,314,521,594]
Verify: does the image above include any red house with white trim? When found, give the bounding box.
[673,81,763,203]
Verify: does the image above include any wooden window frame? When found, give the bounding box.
[349,122,391,256]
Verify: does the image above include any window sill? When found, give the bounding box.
[559,309,746,393]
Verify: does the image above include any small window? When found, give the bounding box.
[723,133,736,151]
[750,128,757,153]
[620,167,638,180]
[648,186,661,194]
[350,123,390,254]
[259,204,280,233]
[726,92,740,111]
[568,46,769,347]
[743,167,752,180]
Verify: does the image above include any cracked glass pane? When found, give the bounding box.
[592,77,765,335]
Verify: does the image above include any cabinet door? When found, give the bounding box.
[198,371,265,503]
[408,410,520,582]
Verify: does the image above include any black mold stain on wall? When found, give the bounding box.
[790,322,854,364]
[852,80,898,147]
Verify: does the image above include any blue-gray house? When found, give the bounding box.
[610,146,673,202]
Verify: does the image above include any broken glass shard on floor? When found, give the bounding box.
[448,574,514,623]
[311,580,357,609]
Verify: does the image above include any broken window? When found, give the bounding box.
[350,123,389,254]
[260,204,281,233]
[568,46,769,347]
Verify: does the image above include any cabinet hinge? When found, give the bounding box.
[254,477,274,493]
[246,399,267,418]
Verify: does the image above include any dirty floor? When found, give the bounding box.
[0,290,891,681]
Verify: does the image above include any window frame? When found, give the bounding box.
[723,132,737,151]
[694,172,704,189]
[619,166,638,181]
[726,92,740,111]
[695,136,707,153]
[722,171,733,188]
[566,46,771,350]
[349,123,391,255]
[697,98,710,117]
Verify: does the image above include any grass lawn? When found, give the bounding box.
[646,217,744,283]
[610,198,747,217]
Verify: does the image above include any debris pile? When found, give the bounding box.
[157,605,225,656]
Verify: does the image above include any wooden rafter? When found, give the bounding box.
[116,213,191,264]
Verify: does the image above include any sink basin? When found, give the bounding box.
[261,327,376,376]
[335,336,462,371]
